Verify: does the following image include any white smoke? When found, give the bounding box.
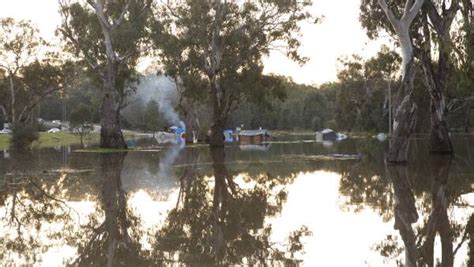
[136,75,185,128]
[135,75,186,180]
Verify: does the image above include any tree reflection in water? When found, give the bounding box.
[374,156,474,266]
[1,148,310,266]
[72,152,147,266]
[386,164,418,266]
[419,156,453,266]
[151,147,310,266]
[1,172,76,265]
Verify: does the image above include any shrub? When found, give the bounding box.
[10,124,39,150]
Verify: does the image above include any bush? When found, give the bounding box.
[10,124,39,150]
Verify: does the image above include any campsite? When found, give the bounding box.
[0,0,473,266]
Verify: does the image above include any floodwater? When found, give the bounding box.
[0,134,473,266]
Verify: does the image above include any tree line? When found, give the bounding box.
[0,0,472,163]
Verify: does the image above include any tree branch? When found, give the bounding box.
[377,0,400,30]
[404,0,415,17]
[17,85,63,122]
[113,0,131,29]
[403,0,425,24]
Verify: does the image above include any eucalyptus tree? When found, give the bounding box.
[0,18,41,125]
[58,0,152,148]
[417,0,460,154]
[152,0,312,147]
[455,0,473,88]
[361,0,425,163]
[0,18,64,126]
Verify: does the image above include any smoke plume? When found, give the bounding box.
[136,75,185,128]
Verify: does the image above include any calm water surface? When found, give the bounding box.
[1,135,473,266]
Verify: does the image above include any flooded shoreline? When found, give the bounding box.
[1,136,473,266]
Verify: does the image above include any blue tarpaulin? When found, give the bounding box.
[224,129,234,143]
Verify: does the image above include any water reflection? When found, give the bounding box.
[373,156,474,266]
[1,172,77,265]
[0,138,473,266]
[151,147,309,265]
[73,152,145,266]
[386,165,418,266]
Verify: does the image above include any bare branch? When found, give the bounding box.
[17,85,63,122]
[377,0,400,30]
[403,0,425,24]
[424,0,443,32]
[113,0,131,29]
[93,0,112,30]
[404,0,415,16]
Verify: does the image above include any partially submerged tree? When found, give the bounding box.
[418,0,459,153]
[361,0,425,163]
[70,103,93,146]
[152,0,312,147]
[58,0,152,148]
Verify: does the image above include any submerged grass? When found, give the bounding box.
[34,132,100,148]
[0,135,10,150]
[74,148,132,153]
[0,131,144,150]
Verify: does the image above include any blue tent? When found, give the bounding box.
[224,129,234,143]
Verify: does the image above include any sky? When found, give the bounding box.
[0,0,392,86]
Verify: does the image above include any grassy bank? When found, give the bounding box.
[0,131,145,150]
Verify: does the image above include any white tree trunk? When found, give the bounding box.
[9,73,15,125]
[377,0,424,163]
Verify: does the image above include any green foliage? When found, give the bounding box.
[10,124,39,150]
[70,103,93,145]
[144,100,162,134]
[152,0,314,129]
[70,104,92,129]
[58,0,152,91]
[228,46,403,132]
[0,18,67,125]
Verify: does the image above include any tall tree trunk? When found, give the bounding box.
[100,76,127,149]
[9,73,15,125]
[377,0,424,163]
[426,79,453,153]
[388,57,417,163]
[421,0,458,154]
[210,114,225,147]
[91,0,127,149]
[95,1,127,149]
[209,78,225,147]
[207,1,225,148]
[429,31,453,153]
